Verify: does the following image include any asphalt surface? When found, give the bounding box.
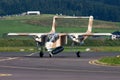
[0,52,120,80]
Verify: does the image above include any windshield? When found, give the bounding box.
[47,33,59,42]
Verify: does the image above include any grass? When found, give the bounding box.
[90,46,120,52]
[99,57,120,65]
[0,47,37,52]
[0,14,120,38]
[0,14,53,37]
[0,46,120,52]
[0,14,119,52]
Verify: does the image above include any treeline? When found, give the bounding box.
[0,0,120,22]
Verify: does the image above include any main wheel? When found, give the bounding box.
[76,51,81,57]
[39,51,44,57]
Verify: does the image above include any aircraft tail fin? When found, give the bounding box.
[50,15,93,34]
[86,16,93,33]
[80,16,93,42]
[50,16,58,33]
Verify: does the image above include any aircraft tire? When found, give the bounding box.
[76,51,81,58]
[39,51,44,58]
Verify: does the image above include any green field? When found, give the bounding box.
[0,14,120,52]
[0,14,120,38]
[99,56,120,66]
[0,46,120,52]
[0,38,120,52]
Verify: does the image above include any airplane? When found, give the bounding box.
[7,15,112,57]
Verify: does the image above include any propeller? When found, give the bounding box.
[69,35,84,45]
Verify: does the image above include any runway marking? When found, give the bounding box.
[26,52,38,56]
[0,65,120,74]
[0,73,12,77]
[0,57,19,62]
[89,60,120,67]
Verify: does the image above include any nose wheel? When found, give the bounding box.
[49,52,53,58]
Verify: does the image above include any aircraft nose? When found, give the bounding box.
[45,42,53,51]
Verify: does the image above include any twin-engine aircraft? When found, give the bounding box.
[8,15,112,57]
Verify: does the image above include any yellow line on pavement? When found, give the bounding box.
[89,60,120,67]
[0,73,12,77]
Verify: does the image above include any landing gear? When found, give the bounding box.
[49,52,53,58]
[71,41,81,58]
[36,41,44,58]
[49,54,52,57]
[76,51,81,57]
[39,51,53,58]
[39,51,44,58]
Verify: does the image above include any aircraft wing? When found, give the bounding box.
[7,33,49,43]
[7,33,47,37]
[88,33,112,36]
[67,33,112,44]
[68,33,112,36]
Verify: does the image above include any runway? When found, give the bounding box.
[0,52,120,80]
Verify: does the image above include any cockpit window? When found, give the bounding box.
[47,33,59,42]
